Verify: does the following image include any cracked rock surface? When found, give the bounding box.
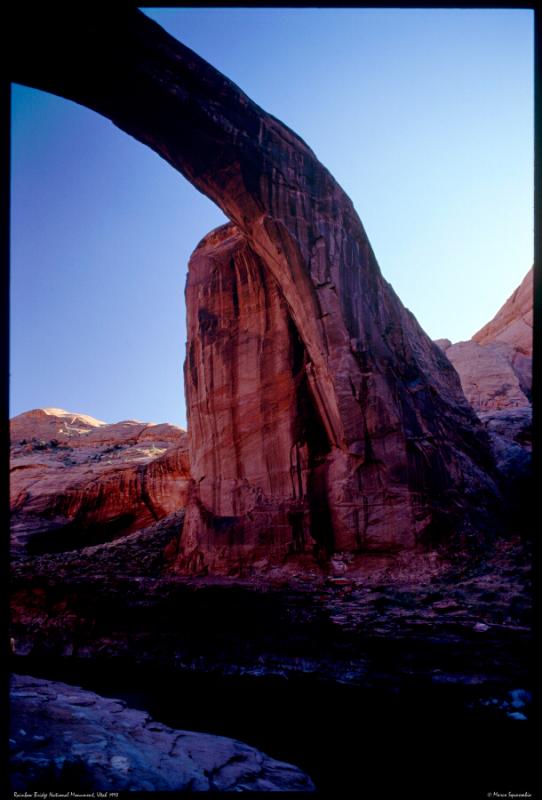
[10,674,315,792]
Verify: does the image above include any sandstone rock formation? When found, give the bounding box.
[436,269,533,413]
[10,674,315,792]
[477,407,531,484]
[435,269,533,432]
[435,270,532,506]
[10,408,190,554]
[472,268,533,355]
[9,9,501,573]
[180,219,499,573]
[441,340,531,412]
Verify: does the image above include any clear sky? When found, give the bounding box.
[10,8,533,428]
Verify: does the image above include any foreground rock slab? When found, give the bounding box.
[10,674,315,792]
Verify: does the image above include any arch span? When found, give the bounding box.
[8,8,500,572]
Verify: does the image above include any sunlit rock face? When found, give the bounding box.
[441,340,531,412]
[437,269,533,414]
[10,408,190,554]
[472,268,533,356]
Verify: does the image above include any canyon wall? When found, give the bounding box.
[11,265,531,570]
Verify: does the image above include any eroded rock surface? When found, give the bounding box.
[180,222,500,573]
[10,408,190,554]
[10,674,315,792]
[9,8,501,573]
[182,224,330,572]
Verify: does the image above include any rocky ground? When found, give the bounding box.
[9,532,534,795]
[11,528,532,691]
[10,674,316,792]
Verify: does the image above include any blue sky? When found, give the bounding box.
[10,8,533,428]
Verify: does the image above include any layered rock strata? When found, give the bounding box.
[10,9,500,572]
[10,674,315,792]
[10,408,190,554]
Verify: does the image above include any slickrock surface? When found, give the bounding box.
[10,674,315,792]
[10,408,190,554]
[472,268,533,355]
[10,8,500,573]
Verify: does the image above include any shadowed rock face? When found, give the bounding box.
[9,8,500,571]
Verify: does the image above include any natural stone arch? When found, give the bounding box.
[8,8,500,572]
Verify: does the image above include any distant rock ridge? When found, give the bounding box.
[10,408,190,554]
[435,269,532,414]
[472,268,533,355]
